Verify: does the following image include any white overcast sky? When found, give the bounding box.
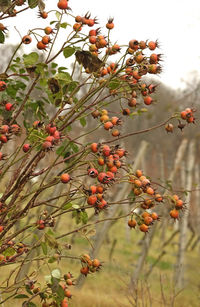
[3,0,200,89]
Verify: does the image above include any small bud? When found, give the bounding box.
[165,123,174,133]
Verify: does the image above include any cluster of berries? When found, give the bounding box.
[80,254,102,276]
[180,108,195,124]
[73,12,98,32]
[0,122,20,145]
[128,211,159,233]
[92,109,122,137]
[169,194,184,220]
[0,241,29,265]
[127,169,163,232]
[82,143,126,212]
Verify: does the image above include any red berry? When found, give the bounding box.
[91,143,99,153]
[45,135,54,143]
[10,124,20,134]
[42,35,50,45]
[0,125,9,134]
[102,145,111,157]
[57,0,68,10]
[61,298,68,307]
[23,144,31,153]
[139,224,149,232]
[0,152,5,161]
[80,266,89,276]
[42,141,52,150]
[0,81,6,92]
[87,195,97,206]
[0,135,7,143]
[170,209,179,219]
[88,168,98,178]
[128,219,137,228]
[44,27,53,35]
[5,103,13,111]
[60,173,71,183]
[37,220,45,230]
[89,185,97,194]
[148,41,157,50]
[37,41,47,50]
[144,96,153,105]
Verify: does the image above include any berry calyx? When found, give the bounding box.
[22,35,32,44]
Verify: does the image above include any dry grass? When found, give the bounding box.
[1,218,200,307]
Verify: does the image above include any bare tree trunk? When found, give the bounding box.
[130,138,188,285]
[159,152,167,243]
[174,139,196,288]
[195,163,200,252]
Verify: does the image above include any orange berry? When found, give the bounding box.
[60,173,70,183]
[170,209,179,219]
[146,187,155,195]
[73,23,82,31]
[57,0,68,10]
[128,219,137,228]
[139,224,149,232]
[151,212,159,220]
[148,41,157,50]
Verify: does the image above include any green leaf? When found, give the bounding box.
[128,190,136,202]
[55,11,61,20]
[35,62,48,75]
[80,117,87,127]
[80,211,88,224]
[62,202,73,210]
[60,22,68,29]
[48,257,57,263]
[67,81,79,93]
[55,72,71,82]
[39,78,47,87]
[14,294,29,299]
[23,52,39,66]
[108,78,120,90]
[57,285,65,300]
[6,84,18,98]
[51,268,61,280]
[3,247,15,257]
[25,285,33,295]
[0,30,5,44]
[28,0,39,9]
[58,66,68,72]
[72,204,80,209]
[63,47,76,58]
[41,242,48,255]
[45,233,59,249]
[72,210,81,224]
[51,62,58,68]
[70,142,79,153]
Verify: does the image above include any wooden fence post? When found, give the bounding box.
[174,139,196,288]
